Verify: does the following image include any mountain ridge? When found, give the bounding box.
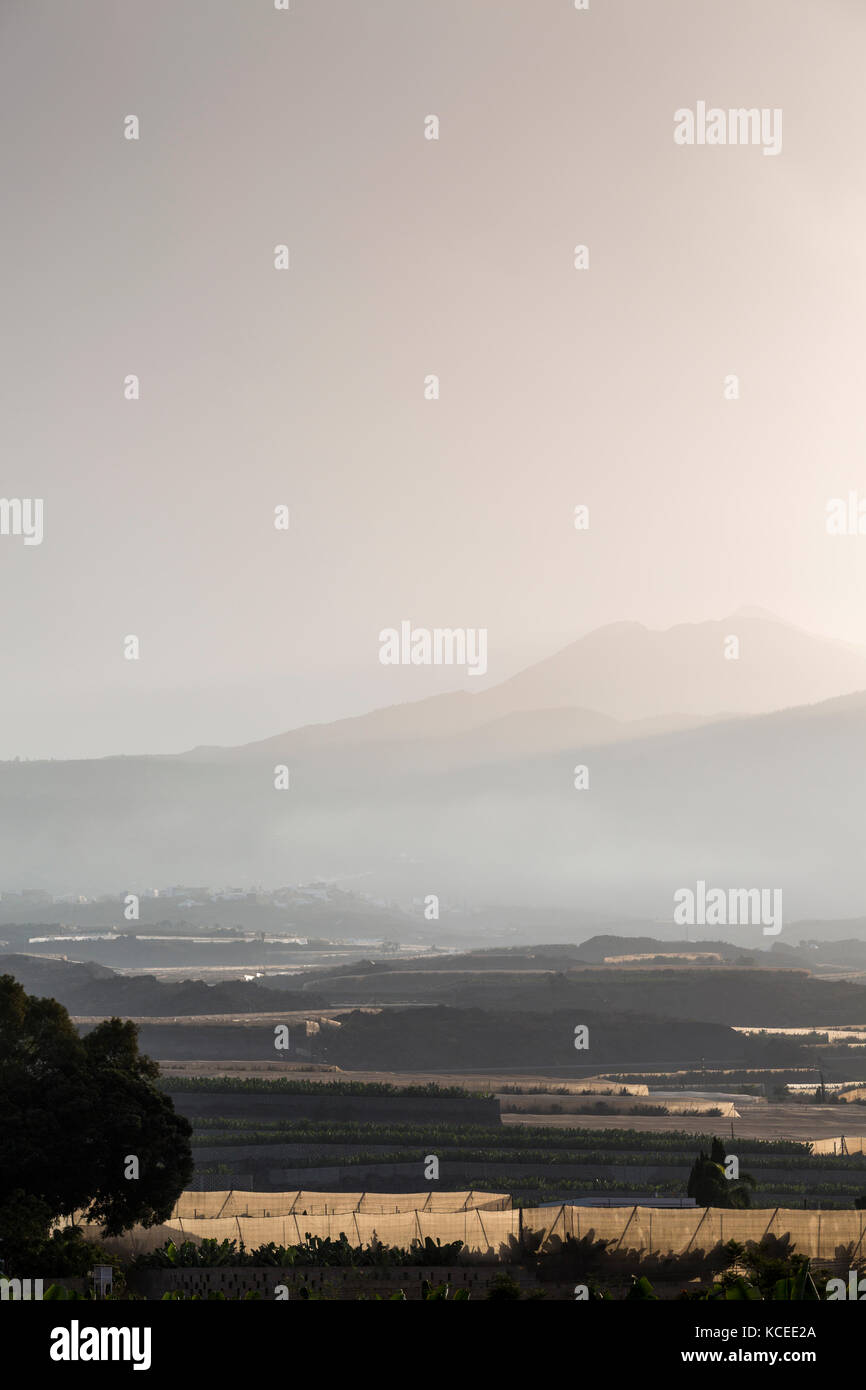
[172,610,866,764]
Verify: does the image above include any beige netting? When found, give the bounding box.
[167,1207,521,1254]
[65,1199,866,1261]
[157,1203,866,1259]
[532,1205,866,1260]
[171,1189,512,1219]
[811,1136,866,1155]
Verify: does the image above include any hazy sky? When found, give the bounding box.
[2,0,865,759]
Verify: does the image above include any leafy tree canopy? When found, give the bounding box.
[687,1137,756,1209]
[0,974,192,1270]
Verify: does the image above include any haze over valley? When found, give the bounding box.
[1,610,865,930]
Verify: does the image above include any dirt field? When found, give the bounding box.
[156,1060,650,1094]
[500,1094,733,1116]
[502,1104,866,1143]
[152,1059,866,1141]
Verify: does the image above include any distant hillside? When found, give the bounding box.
[573,936,750,964]
[285,962,866,1026]
[181,610,866,759]
[0,954,326,1017]
[770,937,866,970]
[311,1006,809,1071]
[478,610,866,721]
[2,614,866,919]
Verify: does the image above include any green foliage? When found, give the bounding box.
[158,1289,260,1300]
[8,1224,117,1279]
[483,1272,523,1300]
[0,1191,55,1274]
[680,1239,832,1300]
[190,1117,836,1166]
[533,1233,615,1282]
[163,1077,483,1099]
[733,1237,827,1298]
[0,976,193,1269]
[770,1269,820,1300]
[677,1275,757,1301]
[370,1282,470,1300]
[625,1275,659,1300]
[43,1284,87,1300]
[572,1281,609,1300]
[687,1138,756,1209]
[134,1233,467,1270]
[692,1270,820,1301]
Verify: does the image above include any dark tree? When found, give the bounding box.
[687,1137,755,1209]
[0,975,192,1268]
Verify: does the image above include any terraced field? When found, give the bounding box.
[178,1105,866,1208]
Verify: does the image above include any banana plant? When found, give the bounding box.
[625,1276,659,1300]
